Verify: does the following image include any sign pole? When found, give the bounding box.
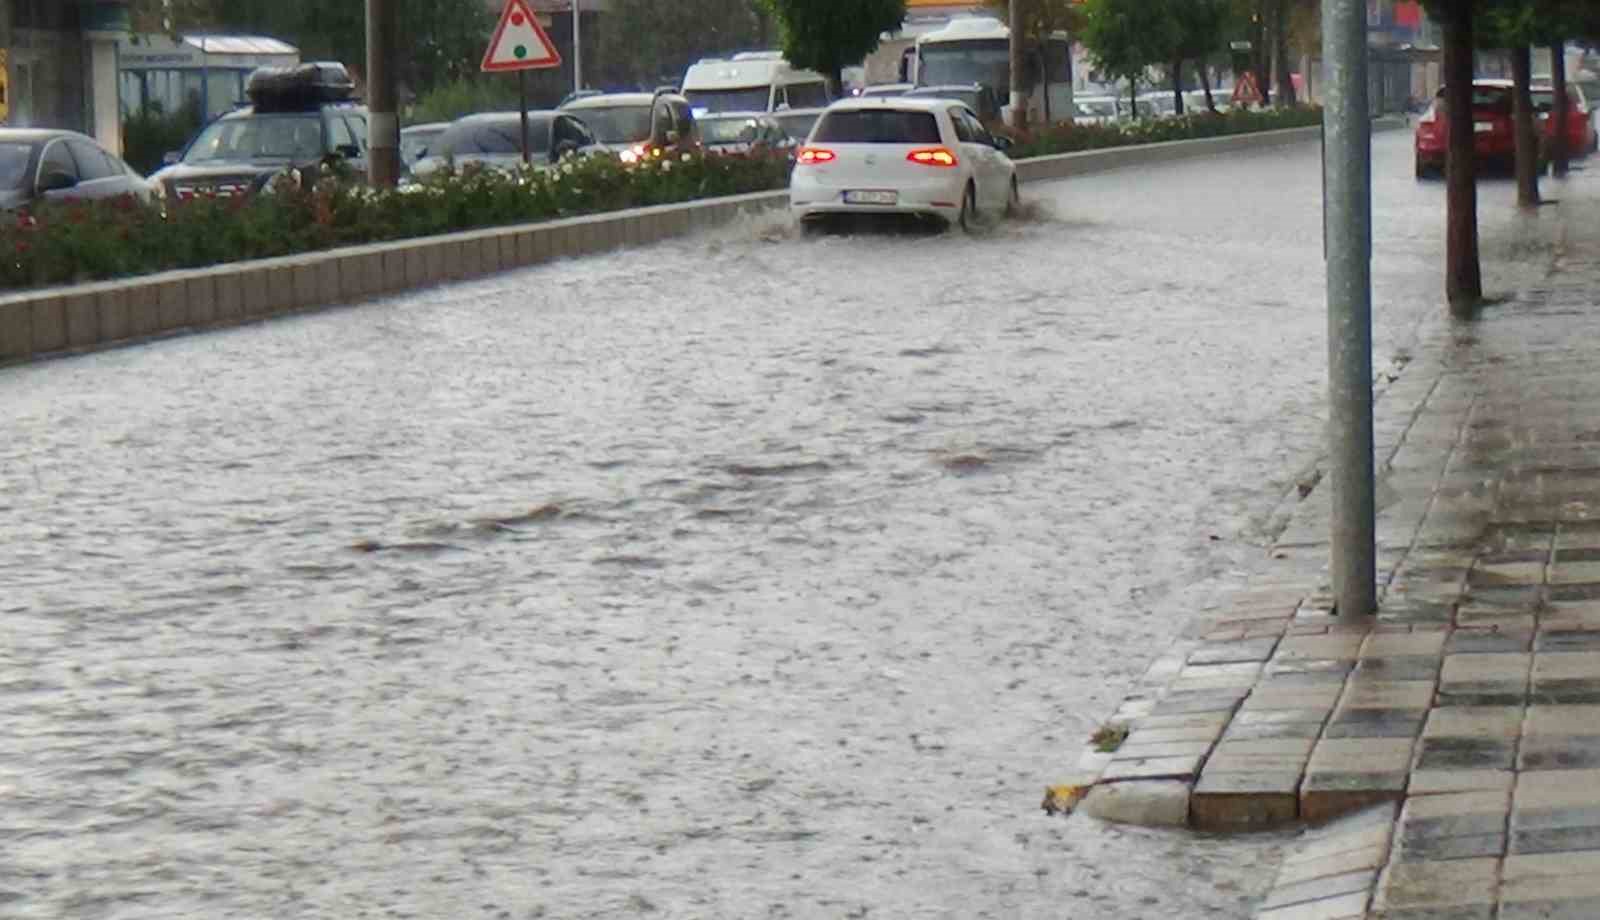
[1322,0,1376,622]
[520,69,530,165]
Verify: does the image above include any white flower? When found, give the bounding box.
[681,152,692,162]
[662,160,672,172]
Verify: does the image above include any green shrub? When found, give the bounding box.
[1007,106,1325,159]
[121,99,204,176]
[409,77,525,126]
[0,150,792,291]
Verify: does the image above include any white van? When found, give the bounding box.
[679,52,832,115]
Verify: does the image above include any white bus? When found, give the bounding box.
[680,52,832,116]
[900,16,1075,125]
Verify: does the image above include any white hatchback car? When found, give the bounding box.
[788,97,1018,230]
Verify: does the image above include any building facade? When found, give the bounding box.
[1,0,129,152]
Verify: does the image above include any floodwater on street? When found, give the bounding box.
[0,130,1565,919]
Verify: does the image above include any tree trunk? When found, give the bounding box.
[1129,80,1138,120]
[1008,0,1026,131]
[1172,58,1184,115]
[1552,43,1570,178]
[1273,0,1295,107]
[1442,2,1482,312]
[1199,62,1217,113]
[1511,45,1541,207]
[1253,0,1272,108]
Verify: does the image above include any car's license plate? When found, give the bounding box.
[1474,121,1493,133]
[844,190,897,205]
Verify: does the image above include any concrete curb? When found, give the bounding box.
[0,121,1349,366]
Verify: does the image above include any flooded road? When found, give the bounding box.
[0,131,1556,918]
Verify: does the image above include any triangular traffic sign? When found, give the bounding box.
[482,0,561,72]
[1231,71,1264,108]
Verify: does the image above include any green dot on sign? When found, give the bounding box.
[514,44,527,59]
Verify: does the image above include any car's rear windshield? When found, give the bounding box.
[685,88,770,114]
[699,117,760,144]
[184,113,324,162]
[812,110,941,144]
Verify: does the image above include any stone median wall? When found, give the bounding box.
[0,125,1336,366]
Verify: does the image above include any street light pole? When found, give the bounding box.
[366,0,400,187]
[1322,0,1375,623]
[1007,0,1024,130]
[573,0,582,96]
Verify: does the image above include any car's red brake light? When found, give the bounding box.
[796,147,835,165]
[906,147,959,167]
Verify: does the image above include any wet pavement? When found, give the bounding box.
[0,130,1563,919]
[1064,145,1600,919]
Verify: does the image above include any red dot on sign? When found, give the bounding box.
[510,13,524,25]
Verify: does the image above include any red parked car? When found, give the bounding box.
[1415,79,1591,179]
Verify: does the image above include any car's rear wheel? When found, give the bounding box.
[958,183,976,232]
[1415,155,1438,180]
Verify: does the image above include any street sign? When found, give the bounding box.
[481,0,561,72]
[1232,71,1264,108]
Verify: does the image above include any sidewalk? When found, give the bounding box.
[1060,172,1600,919]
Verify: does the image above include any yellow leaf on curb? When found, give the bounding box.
[1041,784,1090,816]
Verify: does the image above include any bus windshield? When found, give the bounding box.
[917,38,1071,92]
[918,39,1009,90]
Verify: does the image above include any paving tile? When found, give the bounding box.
[1524,704,1600,736]
[1402,789,1513,819]
[1363,631,1450,658]
[1326,707,1427,739]
[1130,711,1232,734]
[1277,844,1389,889]
[1343,680,1437,709]
[1535,630,1600,652]
[1550,583,1600,603]
[1441,653,1532,683]
[1499,900,1600,920]
[1146,690,1244,716]
[1529,680,1600,705]
[1518,734,1600,770]
[1471,561,1546,586]
[1277,633,1368,661]
[1187,637,1278,665]
[1369,907,1493,920]
[1543,604,1600,630]
[1256,890,1369,919]
[1098,752,1203,782]
[1213,737,1317,758]
[1269,659,1357,682]
[1406,769,1515,796]
[1262,869,1378,912]
[1548,561,1600,585]
[1422,706,1524,740]
[1514,770,1600,811]
[1415,736,1516,771]
[1310,738,1417,773]
[1531,652,1600,681]
[1123,723,1227,746]
[1436,682,1528,707]
[1511,805,1600,833]
[1511,825,1600,855]
[1372,856,1499,911]
[1502,849,1600,881]
[1243,686,1345,711]
[1395,828,1505,861]
[1355,656,1444,681]
[1110,740,1213,760]
[1447,629,1534,653]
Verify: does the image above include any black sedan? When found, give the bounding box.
[0,129,154,210]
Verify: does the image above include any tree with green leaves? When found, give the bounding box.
[597,0,768,89]
[1079,0,1177,115]
[757,0,906,92]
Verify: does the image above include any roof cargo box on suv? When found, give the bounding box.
[247,62,356,111]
